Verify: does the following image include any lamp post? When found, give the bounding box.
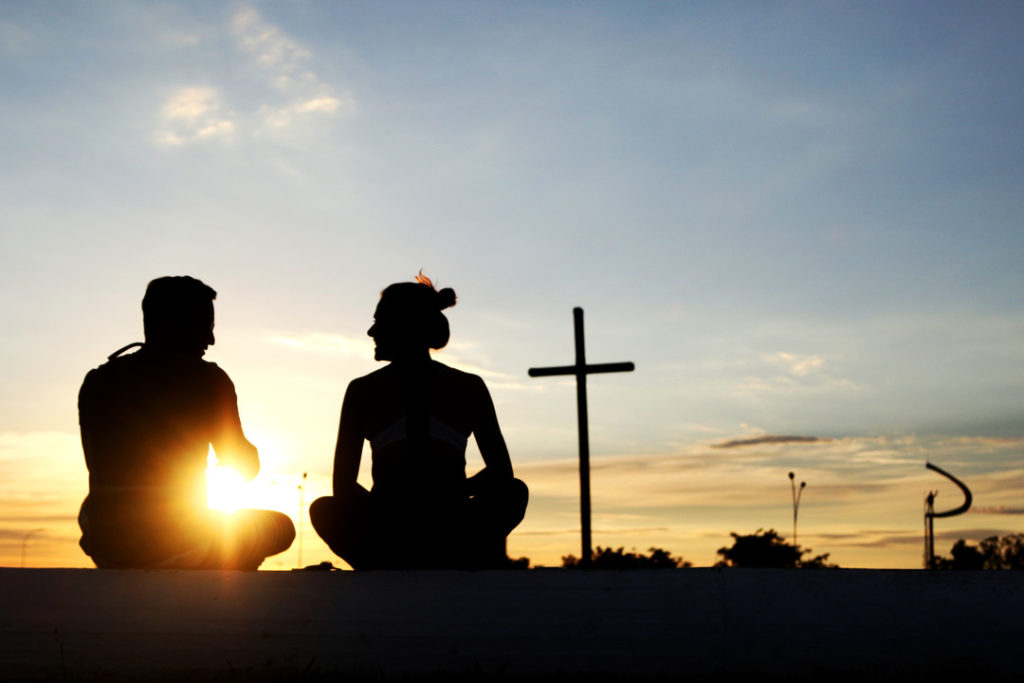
[789,472,806,545]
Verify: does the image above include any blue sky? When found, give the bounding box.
[1,1,1023,569]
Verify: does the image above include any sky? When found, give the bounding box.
[1,1,1023,570]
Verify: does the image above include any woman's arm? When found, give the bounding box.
[470,376,514,480]
[332,380,364,496]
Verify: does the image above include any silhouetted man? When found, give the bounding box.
[77,276,294,569]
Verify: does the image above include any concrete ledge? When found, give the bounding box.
[1,567,1019,680]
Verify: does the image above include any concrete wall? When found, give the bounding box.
[1,567,1020,680]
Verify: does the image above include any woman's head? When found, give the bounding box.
[368,272,457,361]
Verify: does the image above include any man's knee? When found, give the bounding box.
[264,509,296,554]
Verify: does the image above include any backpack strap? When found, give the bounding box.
[107,342,144,360]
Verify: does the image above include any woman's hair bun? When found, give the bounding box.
[437,287,457,310]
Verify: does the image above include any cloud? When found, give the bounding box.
[971,506,1024,515]
[196,120,235,139]
[158,87,234,146]
[155,6,353,147]
[774,351,825,377]
[162,86,216,120]
[933,528,1021,543]
[231,7,311,74]
[261,95,355,129]
[712,435,829,449]
[267,332,373,357]
[935,436,1024,450]
[294,96,346,114]
[731,351,858,396]
[230,6,354,131]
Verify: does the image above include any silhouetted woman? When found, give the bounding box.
[310,274,528,569]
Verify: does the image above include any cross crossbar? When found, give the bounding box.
[528,362,635,377]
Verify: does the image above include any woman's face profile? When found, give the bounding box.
[368,300,392,361]
[368,298,414,361]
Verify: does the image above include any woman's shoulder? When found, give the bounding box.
[345,366,393,393]
[435,361,487,391]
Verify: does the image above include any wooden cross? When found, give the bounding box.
[529,307,634,566]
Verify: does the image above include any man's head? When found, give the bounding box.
[142,276,217,356]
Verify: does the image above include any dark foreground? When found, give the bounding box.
[1,567,1019,681]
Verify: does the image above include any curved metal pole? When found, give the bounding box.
[924,462,972,569]
[926,462,972,518]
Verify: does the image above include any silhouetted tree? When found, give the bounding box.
[562,546,691,569]
[938,539,984,569]
[936,534,1024,569]
[715,529,836,568]
[506,555,531,569]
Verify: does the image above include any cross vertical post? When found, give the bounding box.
[573,308,592,565]
[529,307,634,567]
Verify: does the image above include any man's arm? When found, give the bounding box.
[77,369,100,474]
[210,370,260,480]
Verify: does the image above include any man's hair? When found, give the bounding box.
[142,276,217,340]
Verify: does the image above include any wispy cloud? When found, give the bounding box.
[971,506,1024,515]
[231,6,355,131]
[712,435,830,449]
[231,7,312,74]
[731,350,858,396]
[260,95,354,129]
[267,332,373,357]
[156,6,353,147]
[158,86,235,146]
[773,351,825,377]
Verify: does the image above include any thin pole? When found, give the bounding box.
[795,481,805,545]
[788,473,805,545]
[21,528,44,568]
[927,508,934,569]
[789,473,797,543]
[297,472,307,568]
[574,307,592,567]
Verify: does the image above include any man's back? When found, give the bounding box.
[80,347,242,508]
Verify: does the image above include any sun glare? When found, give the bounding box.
[206,456,249,513]
[204,438,306,522]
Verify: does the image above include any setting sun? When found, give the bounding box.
[204,443,309,531]
[206,454,249,513]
